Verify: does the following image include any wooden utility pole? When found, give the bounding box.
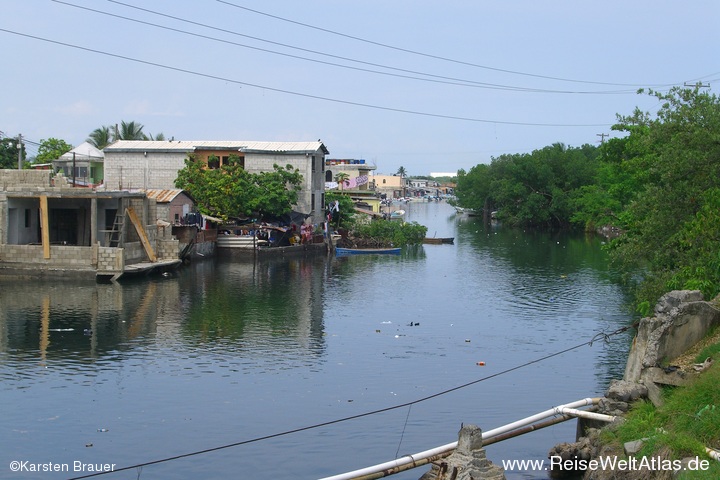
[17,134,23,169]
[596,133,608,144]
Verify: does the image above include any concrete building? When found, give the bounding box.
[324,159,376,191]
[103,140,329,224]
[0,169,180,281]
[371,174,406,198]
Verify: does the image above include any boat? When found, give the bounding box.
[335,247,401,256]
[423,237,454,244]
[216,235,269,249]
[454,206,480,217]
[389,209,405,220]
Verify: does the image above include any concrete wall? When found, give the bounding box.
[624,290,720,384]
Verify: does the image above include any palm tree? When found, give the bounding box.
[87,126,112,149]
[148,132,166,141]
[335,172,350,190]
[397,166,407,197]
[115,121,147,141]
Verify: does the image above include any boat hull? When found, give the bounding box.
[423,237,454,244]
[336,247,401,256]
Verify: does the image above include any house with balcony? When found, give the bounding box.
[102,140,329,225]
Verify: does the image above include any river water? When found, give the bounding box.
[0,201,635,480]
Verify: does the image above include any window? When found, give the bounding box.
[311,155,316,172]
[311,193,316,211]
[207,155,220,169]
[24,209,30,228]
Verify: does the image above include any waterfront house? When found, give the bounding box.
[0,169,180,281]
[102,140,329,224]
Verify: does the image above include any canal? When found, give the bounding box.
[0,200,635,479]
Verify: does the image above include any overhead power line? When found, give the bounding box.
[80,0,636,95]
[0,28,613,127]
[215,0,680,89]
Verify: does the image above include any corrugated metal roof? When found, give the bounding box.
[105,140,328,154]
[143,189,186,203]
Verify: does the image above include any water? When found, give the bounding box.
[0,201,634,479]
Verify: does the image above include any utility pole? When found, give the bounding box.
[596,133,608,144]
[17,134,23,169]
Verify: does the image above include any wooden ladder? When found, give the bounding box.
[107,199,126,247]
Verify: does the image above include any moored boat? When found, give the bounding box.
[336,247,401,256]
[422,237,454,244]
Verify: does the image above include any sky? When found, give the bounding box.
[1,0,718,176]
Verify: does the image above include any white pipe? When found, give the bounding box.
[555,407,616,423]
[707,447,720,462]
[317,398,600,480]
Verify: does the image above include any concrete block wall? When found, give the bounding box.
[0,245,94,268]
[97,246,124,273]
[157,239,179,260]
[0,170,52,189]
[103,152,186,190]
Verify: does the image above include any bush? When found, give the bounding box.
[352,219,427,247]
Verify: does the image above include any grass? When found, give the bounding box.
[600,361,720,479]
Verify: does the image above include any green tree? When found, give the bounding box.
[454,143,599,228]
[87,121,167,149]
[35,138,73,163]
[325,190,356,228]
[0,137,25,169]
[605,87,720,307]
[397,166,407,196]
[114,120,146,141]
[175,155,303,220]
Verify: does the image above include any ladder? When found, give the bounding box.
[108,210,125,247]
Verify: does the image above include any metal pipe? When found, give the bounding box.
[317,398,601,480]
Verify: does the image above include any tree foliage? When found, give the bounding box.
[597,87,720,309]
[35,138,73,163]
[454,87,720,310]
[455,143,600,228]
[0,137,25,169]
[353,220,427,247]
[325,190,356,228]
[87,121,167,149]
[174,155,303,220]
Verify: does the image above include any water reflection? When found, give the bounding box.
[0,202,635,480]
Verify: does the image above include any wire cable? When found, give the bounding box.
[64,324,633,480]
[82,0,638,95]
[0,27,612,127]
[216,0,688,89]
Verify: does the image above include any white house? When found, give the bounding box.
[103,140,329,224]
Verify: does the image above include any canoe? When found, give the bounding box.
[423,237,454,244]
[336,247,401,256]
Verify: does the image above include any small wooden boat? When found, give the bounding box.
[423,237,454,244]
[336,247,401,256]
